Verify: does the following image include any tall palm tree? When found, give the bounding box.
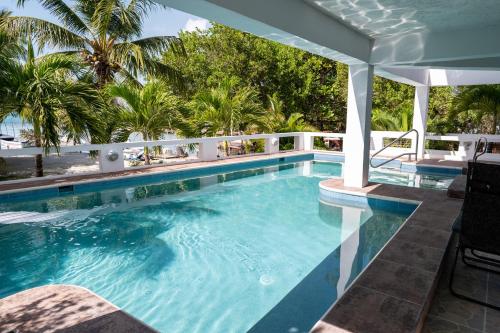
[192,78,264,137]
[450,85,500,134]
[6,0,184,87]
[2,39,103,177]
[262,94,316,133]
[106,80,191,165]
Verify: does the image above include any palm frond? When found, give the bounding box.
[36,0,89,35]
[6,16,87,49]
[131,36,185,56]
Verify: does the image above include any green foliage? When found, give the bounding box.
[448,85,500,134]
[106,80,192,164]
[164,23,346,131]
[8,0,184,86]
[191,77,264,136]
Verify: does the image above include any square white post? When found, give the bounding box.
[199,140,219,161]
[344,64,374,188]
[265,136,279,154]
[99,145,125,173]
[412,86,430,159]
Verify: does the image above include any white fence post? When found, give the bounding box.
[99,145,125,173]
[199,140,219,161]
[265,136,279,154]
[294,133,305,151]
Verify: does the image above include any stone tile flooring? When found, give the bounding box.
[0,285,157,333]
[423,237,500,333]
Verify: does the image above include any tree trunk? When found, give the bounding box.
[35,137,43,177]
[144,146,151,165]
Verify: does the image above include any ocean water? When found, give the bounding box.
[0,115,29,138]
[0,161,412,332]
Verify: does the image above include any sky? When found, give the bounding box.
[1,0,210,37]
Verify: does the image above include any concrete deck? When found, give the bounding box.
[0,285,157,333]
[313,179,463,333]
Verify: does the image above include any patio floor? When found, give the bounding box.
[0,285,157,333]
[423,236,500,333]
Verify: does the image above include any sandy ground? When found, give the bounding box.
[0,153,100,179]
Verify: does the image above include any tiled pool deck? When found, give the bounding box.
[0,285,157,333]
[314,179,464,333]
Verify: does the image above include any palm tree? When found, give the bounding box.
[262,94,316,133]
[192,78,265,137]
[6,0,184,87]
[0,11,24,118]
[371,108,399,131]
[2,39,103,177]
[450,85,500,134]
[106,80,191,165]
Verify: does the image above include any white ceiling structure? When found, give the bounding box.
[158,0,500,87]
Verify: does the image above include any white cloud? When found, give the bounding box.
[183,18,210,32]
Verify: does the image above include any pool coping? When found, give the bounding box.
[312,179,463,333]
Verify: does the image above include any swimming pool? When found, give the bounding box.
[313,153,461,190]
[0,160,414,332]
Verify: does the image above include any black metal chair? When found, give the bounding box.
[450,138,500,310]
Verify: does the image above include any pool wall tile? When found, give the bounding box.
[0,154,314,203]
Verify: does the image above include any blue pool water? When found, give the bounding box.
[369,167,456,190]
[0,161,414,332]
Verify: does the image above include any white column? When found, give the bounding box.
[412,86,430,159]
[344,64,374,188]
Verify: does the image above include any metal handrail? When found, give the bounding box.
[370,129,419,168]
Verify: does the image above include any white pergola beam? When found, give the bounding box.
[158,0,372,64]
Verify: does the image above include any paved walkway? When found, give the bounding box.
[0,285,157,333]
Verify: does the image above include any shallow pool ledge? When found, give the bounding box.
[314,180,463,333]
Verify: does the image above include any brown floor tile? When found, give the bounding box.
[395,224,451,250]
[316,286,421,333]
[356,258,435,305]
[486,275,500,309]
[423,315,481,333]
[429,286,486,331]
[485,307,500,333]
[379,238,445,273]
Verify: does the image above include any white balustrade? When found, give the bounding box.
[2,131,500,178]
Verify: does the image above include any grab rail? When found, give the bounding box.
[370,129,419,168]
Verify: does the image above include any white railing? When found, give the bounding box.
[308,131,500,162]
[0,132,305,173]
[1,131,500,178]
